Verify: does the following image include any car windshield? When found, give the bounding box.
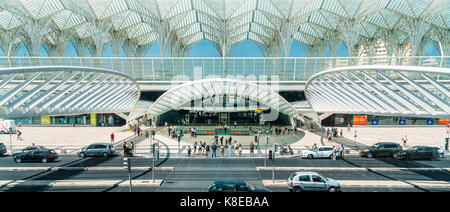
[409,146,419,151]
[245,183,256,191]
[371,144,380,148]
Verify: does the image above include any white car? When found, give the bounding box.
[301,146,334,159]
[287,171,341,192]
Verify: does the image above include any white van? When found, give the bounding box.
[0,120,16,134]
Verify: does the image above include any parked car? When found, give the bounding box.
[426,146,445,158]
[394,146,439,161]
[12,148,58,163]
[301,146,334,159]
[360,142,402,158]
[0,143,6,155]
[208,180,271,192]
[287,172,341,192]
[77,143,115,158]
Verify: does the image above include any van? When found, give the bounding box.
[0,120,16,134]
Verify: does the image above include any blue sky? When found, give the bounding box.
[7,39,440,57]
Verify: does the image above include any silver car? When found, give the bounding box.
[287,171,341,192]
[77,143,115,158]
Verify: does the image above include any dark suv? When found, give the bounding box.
[394,146,439,161]
[360,142,402,158]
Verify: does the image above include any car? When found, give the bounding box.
[287,172,341,192]
[12,149,58,163]
[208,180,271,192]
[426,146,445,158]
[0,143,6,155]
[394,146,439,161]
[360,142,402,158]
[301,146,334,159]
[77,143,115,158]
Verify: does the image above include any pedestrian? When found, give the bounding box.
[340,144,345,159]
[187,145,191,157]
[340,129,343,137]
[336,145,341,160]
[234,121,237,128]
[402,135,408,147]
[205,144,210,157]
[238,144,243,157]
[17,130,23,141]
[233,141,238,155]
[130,141,135,153]
[151,130,156,140]
[137,127,141,136]
[145,131,149,140]
[347,123,351,132]
[110,132,115,145]
[220,145,224,157]
[220,136,224,146]
[332,145,337,160]
[212,142,217,157]
[250,142,255,157]
[312,143,317,151]
[228,142,233,156]
[193,142,197,156]
[122,142,128,156]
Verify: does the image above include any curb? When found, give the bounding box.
[262,180,450,189]
[0,179,164,188]
[0,167,175,171]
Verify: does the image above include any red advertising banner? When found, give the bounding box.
[205,131,215,134]
[231,131,241,134]
[353,115,367,125]
[438,118,450,125]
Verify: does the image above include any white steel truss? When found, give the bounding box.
[0,66,140,118]
[0,0,448,57]
[305,65,450,120]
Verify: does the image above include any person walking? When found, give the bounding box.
[228,142,233,156]
[145,131,149,140]
[340,129,343,137]
[340,144,345,159]
[130,141,135,154]
[402,135,408,148]
[250,142,255,157]
[122,142,128,156]
[220,144,224,157]
[16,130,23,141]
[205,144,210,158]
[212,142,217,158]
[238,144,243,157]
[187,146,191,157]
[332,145,337,160]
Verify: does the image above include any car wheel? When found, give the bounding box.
[367,152,373,158]
[293,187,302,192]
[79,152,86,158]
[41,158,48,163]
[14,158,21,163]
[328,187,337,192]
[307,154,313,159]
[102,152,109,158]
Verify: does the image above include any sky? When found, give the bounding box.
[7,39,440,57]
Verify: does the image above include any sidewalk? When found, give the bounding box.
[262,180,450,189]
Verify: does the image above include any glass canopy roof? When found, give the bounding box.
[0,0,448,56]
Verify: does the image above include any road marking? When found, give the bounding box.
[256,167,450,172]
[262,180,450,188]
[0,179,164,188]
[0,167,175,171]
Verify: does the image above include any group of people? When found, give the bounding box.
[187,139,257,158]
[326,127,344,142]
[121,141,135,157]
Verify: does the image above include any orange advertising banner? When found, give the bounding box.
[438,118,450,125]
[353,115,367,125]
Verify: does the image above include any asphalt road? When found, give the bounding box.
[0,154,449,192]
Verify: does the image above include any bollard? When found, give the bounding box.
[445,138,449,151]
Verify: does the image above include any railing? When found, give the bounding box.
[0,56,448,81]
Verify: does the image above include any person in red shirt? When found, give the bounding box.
[110,133,115,145]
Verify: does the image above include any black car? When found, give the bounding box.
[0,143,6,155]
[360,142,402,158]
[394,146,439,161]
[208,180,271,192]
[20,145,47,153]
[13,149,58,163]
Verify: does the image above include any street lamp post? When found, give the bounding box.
[264,136,269,167]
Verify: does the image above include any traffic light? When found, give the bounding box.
[268,150,273,160]
[123,157,131,172]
